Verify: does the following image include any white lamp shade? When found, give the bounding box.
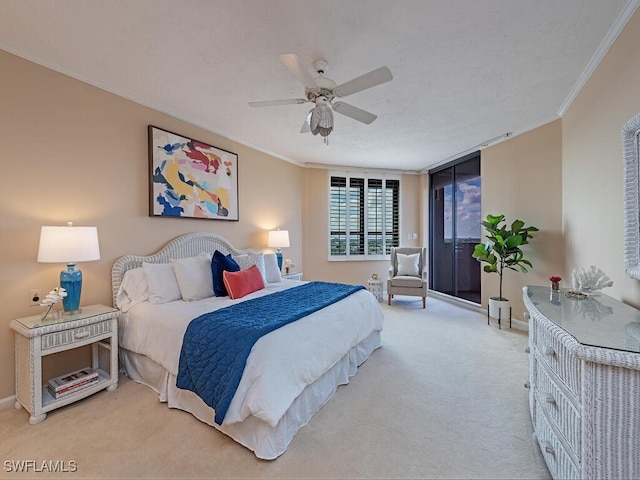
[37,225,101,263]
[268,229,290,248]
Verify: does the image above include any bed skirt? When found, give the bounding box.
[119,330,381,460]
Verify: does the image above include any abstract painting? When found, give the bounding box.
[148,126,239,220]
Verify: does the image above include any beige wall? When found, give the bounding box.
[563,9,640,307]
[0,50,304,399]
[480,120,564,319]
[302,168,422,287]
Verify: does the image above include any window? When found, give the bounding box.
[329,171,400,259]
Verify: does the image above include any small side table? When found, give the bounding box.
[367,277,383,301]
[282,271,303,281]
[11,304,119,424]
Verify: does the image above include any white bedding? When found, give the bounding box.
[119,279,384,428]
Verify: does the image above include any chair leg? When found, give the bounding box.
[388,294,391,305]
[422,296,426,308]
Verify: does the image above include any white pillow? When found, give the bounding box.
[115,267,149,312]
[142,262,182,304]
[171,256,214,301]
[233,252,267,284]
[263,252,282,283]
[396,253,420,277]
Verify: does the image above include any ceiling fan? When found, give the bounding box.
[249,54,393,143]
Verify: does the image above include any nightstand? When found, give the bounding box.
[282,271,303,280]
[11,304,119,424]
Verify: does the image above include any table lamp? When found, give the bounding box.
[268,229,290,271]
[37,223,100,313]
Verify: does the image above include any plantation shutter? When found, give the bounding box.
[329,172,400,259]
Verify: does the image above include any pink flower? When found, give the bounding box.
[549,276,561,283]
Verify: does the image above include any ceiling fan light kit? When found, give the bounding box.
[249,53,393,143]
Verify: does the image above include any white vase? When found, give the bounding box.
[488,297,510,320]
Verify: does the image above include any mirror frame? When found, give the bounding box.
[623,112,640,280]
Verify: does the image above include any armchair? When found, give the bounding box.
[387,247,428,308]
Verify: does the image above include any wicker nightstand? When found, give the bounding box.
[11,304,119,424]
[282,271,303,280]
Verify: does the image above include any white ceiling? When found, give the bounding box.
[0,0,637,172]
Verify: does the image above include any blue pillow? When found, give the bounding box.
[211,250,240,296]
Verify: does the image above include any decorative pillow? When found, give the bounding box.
[171,256,214,301]
[233,252,267,283]
[142,262,182,304]
[211,250,240,296]
[396,253,420,277]
[115,267,149,311]
[263,252,282,283]
[223,265,265,300]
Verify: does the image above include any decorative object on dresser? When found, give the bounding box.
[11,304,119,425]
[37,223,101,313]
[472,214,538,325]
[148,125,239,221]
[622,112,640,280]
[570,265,613,294]
[267,228,290,271]
[523,285,640,480]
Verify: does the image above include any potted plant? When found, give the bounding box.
[472,214,538,319]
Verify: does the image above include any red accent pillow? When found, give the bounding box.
[223,265,265,299]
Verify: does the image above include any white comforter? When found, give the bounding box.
[118,280,384,427]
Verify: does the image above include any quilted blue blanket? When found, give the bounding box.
[176,281,365,424]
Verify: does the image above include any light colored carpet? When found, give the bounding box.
[1,296,550,480]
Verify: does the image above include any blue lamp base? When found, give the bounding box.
[275,250,283,271]
[60,263,82,313]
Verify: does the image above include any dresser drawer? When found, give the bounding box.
[535,360,581,458]
[534,400,580,480]
[535,319,581,397]
[41,320,113,350]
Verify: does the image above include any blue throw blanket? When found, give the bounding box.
[176,281,365,424]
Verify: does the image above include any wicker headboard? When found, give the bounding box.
[111,232,256,306]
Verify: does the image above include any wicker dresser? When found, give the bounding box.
[523,286,640,480]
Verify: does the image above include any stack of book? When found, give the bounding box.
[47,367,99,399]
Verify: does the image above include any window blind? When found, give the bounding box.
[329,172,400,258]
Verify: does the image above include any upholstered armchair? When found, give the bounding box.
[387,247,428,308]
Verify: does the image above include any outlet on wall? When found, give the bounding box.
[29,289,42,307]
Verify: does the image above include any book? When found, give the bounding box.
[48,367,99,393]
[47,376,99,399]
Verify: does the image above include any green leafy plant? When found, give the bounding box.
[472,214,538,300]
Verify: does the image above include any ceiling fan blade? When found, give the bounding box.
[333,101,377,124]
[334,66,393,97]
[280,54,319,91]
[300,112,311,133]
[248,98,307,107]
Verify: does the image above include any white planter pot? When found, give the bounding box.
[488,297,510,320]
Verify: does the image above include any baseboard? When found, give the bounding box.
[0,394,16,411]
[425,289,529,331]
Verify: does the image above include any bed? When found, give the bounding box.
[111,232,384,460]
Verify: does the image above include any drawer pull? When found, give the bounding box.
[542,441,554,455]
[543,345,554,356]
[524,346,530,353]
[75,330,90,339]
[544,393,556,405]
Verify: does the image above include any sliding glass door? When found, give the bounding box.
[429,153,481,303]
